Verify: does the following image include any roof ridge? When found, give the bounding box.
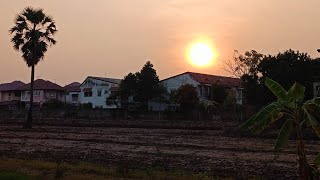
[88,76,121,80]
[187,71,238,79]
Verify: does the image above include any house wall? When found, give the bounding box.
[44,90,65,102]
[21,90,65,104]
[149,74,199,111]
[0,91,21,102]
[161,73,200,93]
[65,92,80,105]
[21,90,44,103]
[79,78,119,108]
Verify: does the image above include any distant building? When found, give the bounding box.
[0,81,25,109]
[149,72,243,111]
[17,79,65,107]
[79,76,121,108]
[64,82,81,106]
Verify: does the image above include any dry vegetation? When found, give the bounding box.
[0,158,218,180]
[0,121,319,179]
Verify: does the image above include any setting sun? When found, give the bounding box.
[188,42,215,67]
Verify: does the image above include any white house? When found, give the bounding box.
[64,82,81,106]
[79,76,121,108]
[149,72,243,111]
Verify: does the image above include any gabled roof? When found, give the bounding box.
[188,72,241,87]
[0,81,25,91]
[16,79,64,91]
[64,82,81,92]
[81,76,121,86]
[161,72,242,88]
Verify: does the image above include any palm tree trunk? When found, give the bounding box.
[25,64,35,129]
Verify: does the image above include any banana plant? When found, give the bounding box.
[241,78,320,179]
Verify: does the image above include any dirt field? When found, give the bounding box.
[0,122,319,179]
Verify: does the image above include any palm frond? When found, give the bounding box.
[15,14,25,23]
[275,119,293,151]
[287,82,305,101]
[303,107,320,138]
[265,78,288,101]
[44,36,56,45]
[241,102,282,130]
[42,16,53,25]
[313,97,320,105]
[11,33,25,50]
[23,7,45,24]
[47,22,57,35]
[251,111,284,134]
[9,26,18,34]
[314,152,320,166]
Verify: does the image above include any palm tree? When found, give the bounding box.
[241,78,320,179]
[10,7,57,128]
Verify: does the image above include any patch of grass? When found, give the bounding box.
[0,171,32,180]
[0,157,261,179]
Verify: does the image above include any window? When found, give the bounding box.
[98,90,102,97]
[34,91,40,96]
[84,92,92,97]
[236,89,242,97]
[14,92,20,97]
[111,91,116,96]
[198,85,203,95]
[72,94,78,101]
[205,86,210,96]
[317,85,320,97]
[46,92,55,97]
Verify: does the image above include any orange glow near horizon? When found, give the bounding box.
[187,40,217,67]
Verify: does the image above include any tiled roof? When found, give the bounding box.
[161,72,242,88]
[64,82,81,92]
[82,88,92,92]
[16,79,64,91]
[0,81,25,91]
[88,76,121,84]
[188,72,242,87]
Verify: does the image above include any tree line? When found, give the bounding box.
[226,49,320,106]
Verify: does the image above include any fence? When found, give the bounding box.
[0,105,259,123]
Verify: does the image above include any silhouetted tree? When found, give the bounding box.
[226,49,320,105]
[119,73,138,101]
[258,50,319,99]
[173,84,199,114]
[107,61,164,112]
[10,7,57,128]
[210,83,227,104]
[225,50,264,78]
[225,50,265,105]
[136,61,162,105]
[106,73,137,111]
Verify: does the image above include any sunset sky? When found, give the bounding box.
[1,0,320,85]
